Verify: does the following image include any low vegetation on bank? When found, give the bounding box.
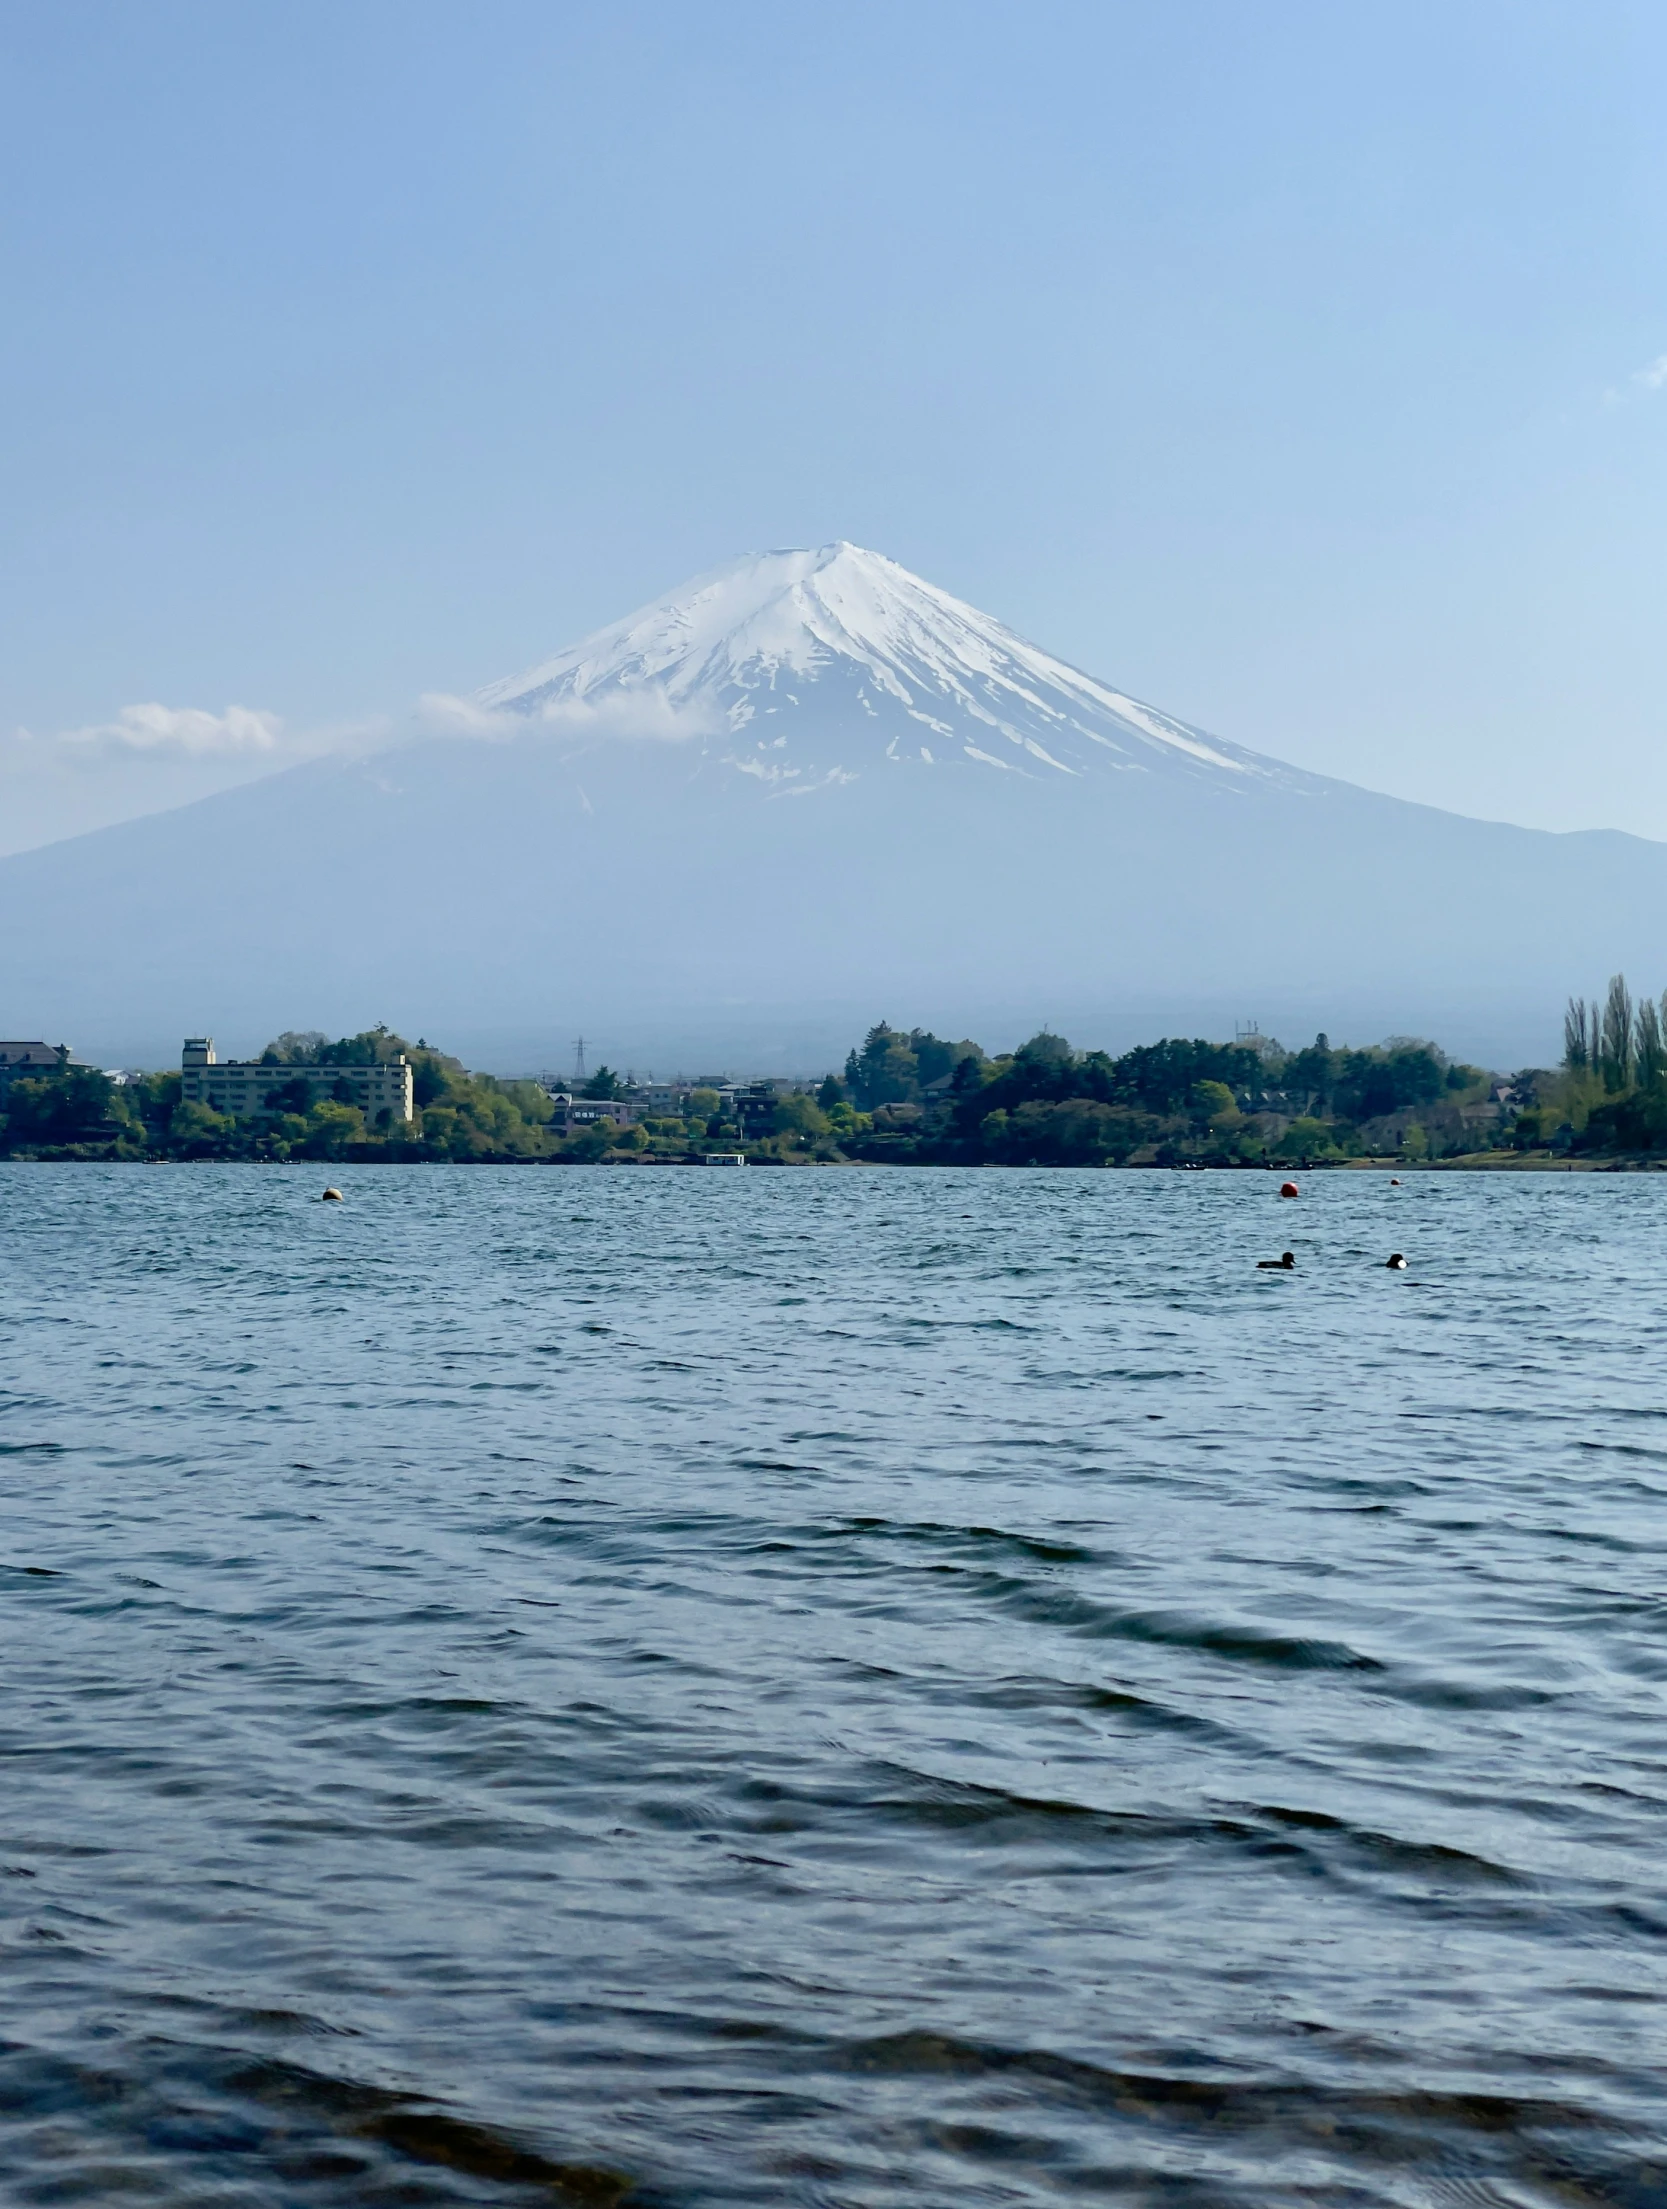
[5,984,1665,1166]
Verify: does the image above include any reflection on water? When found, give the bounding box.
[1,1161,1664,2205]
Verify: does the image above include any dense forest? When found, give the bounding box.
[833,990,1667,1164]
[4,988,1664,1164]
[833,1023,1507,1165]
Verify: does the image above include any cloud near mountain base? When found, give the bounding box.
[47,702,285,755]
[416,688,719,744]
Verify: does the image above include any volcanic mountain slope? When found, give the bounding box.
[1,544,1663,1069]
[476,541,1320,793]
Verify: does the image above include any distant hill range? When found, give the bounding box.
[2,542,1660,1069]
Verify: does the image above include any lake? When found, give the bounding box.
[1,1162,1663,2206]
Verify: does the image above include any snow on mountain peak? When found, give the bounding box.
[474,543,1308,790]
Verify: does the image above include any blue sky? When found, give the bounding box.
[4,0,1667,848]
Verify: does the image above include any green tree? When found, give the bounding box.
[262,1074,315,1116]
[1014,1030,1073,1066]
[499,1080,555,1124]
[1562,998,1590,1073]
[1637,997,1666,1091]
[1600,974,1634,1092]
[564,1120,616,1161]
[3,1066,125,1147]
[167,1100,237,1153]
[1284,1038,1338,1115]
[1191,1080,1238,1126]
[1279,1115,1341,1158]
[260,1030,329,1064]
[305,1100,365,1156]
[909,1031,985,1086]
[976,1097,1159,1165]
[773,1093,831,1143]
[847,1023,921,1108]
[1509,1104,1554,1148]
[1330,1043,1444,1121]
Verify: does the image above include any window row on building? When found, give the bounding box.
[179,1040,415,1123]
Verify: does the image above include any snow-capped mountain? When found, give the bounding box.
[476,542,1318,793]
[3,543,1666,1070]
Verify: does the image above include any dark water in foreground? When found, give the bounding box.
[1,1163,1664,2207]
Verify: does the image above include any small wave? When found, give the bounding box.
[1245,1801,1528,1887]
[355,2110,634,2203]
[955,1673,1260,1749]
[825,2026,1653,2192]
[831,1516,1101,1565]
[0,2038,641,2206]
[975,1589,1383,1671]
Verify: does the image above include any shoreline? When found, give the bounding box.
[2,1150,1658,1172]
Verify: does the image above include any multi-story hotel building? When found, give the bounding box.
[180,1040,414,1124]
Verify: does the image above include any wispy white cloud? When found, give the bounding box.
[30,684,714,766]
[414,692,515,740]
[0,706,396,851]
[45,702,284,755]
[415,688,717,744]
[15,702,396,768]
[1604,351,1667,406]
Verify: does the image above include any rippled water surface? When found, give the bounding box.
[2,1162,1664,2206]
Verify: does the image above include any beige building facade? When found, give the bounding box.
[180,1040,414,1124]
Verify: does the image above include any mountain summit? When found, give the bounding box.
[477,543,1312,792]
[1,543,1664,1067]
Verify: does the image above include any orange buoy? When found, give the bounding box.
[1279,1180,1299,1198]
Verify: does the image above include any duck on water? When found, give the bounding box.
[1257,1252,1408,1272]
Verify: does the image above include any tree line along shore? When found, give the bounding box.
[5,985,1666,1167]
